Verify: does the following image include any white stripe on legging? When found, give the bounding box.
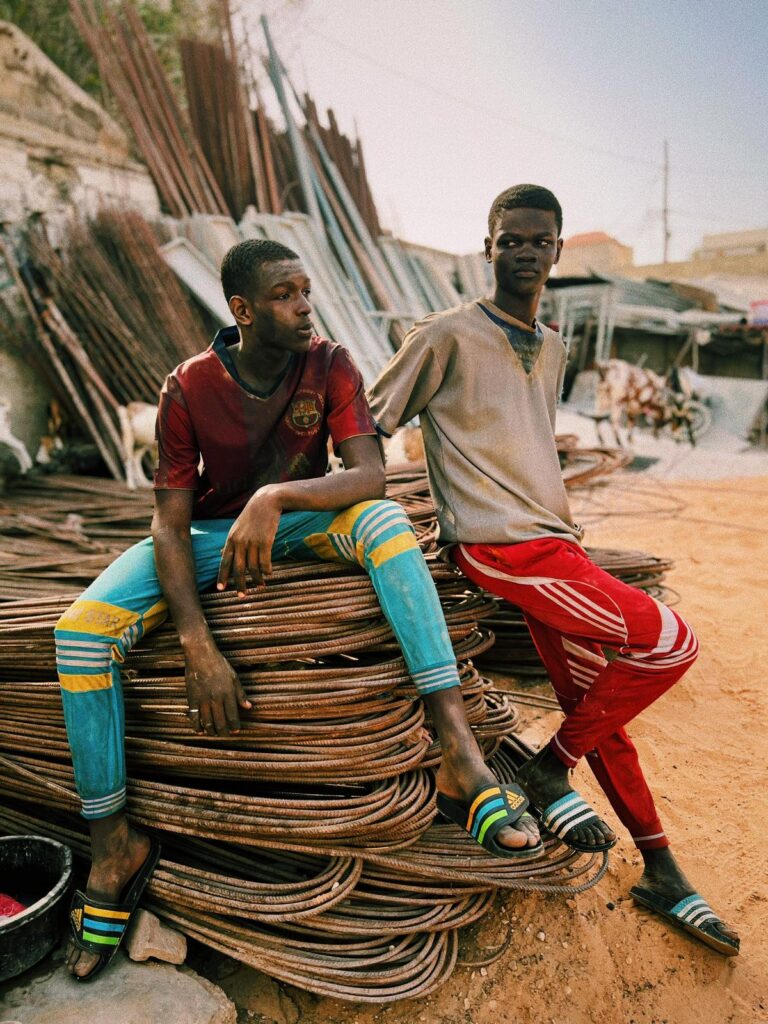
[413,665,458,682]
[565,669,596,687]
[561,637,608,667]
[55,639,110,650]
[631,606,684,660]
[82,788,126,811]
[455,545,556,586]
[538,582,625,638]
[616,632,698,671]
[556,581,626,628]
[651,600,680,654]
[356,505,405,546]
[333,534,357,561]
[552,733,578,764]
[565,659,598,679]
[567,671,595,687]
[364,516,411,549]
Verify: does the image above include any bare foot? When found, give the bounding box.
[638,847,740,946]
[436,756,540,850]
[66,818,151,980]
[516,744,616,849]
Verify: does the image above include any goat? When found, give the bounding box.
[117,401,157,490]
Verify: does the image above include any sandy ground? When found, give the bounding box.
[207,471,768,1024]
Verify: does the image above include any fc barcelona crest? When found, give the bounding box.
[289,392,322,433]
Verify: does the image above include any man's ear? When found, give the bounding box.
[484,235,492,262]
[554,238,563,265]
[229,294,252,326]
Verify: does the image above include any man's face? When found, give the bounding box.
[233,259,314,352]
[484,207,562,297]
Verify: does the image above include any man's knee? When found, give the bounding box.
[672,611,699,665]
[349,499,419,568]
[54,597,134,694]
[626,605,699,672]
[55,623,114,696]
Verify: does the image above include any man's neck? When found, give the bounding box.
[489,287,539,328]
[233,333,291,391]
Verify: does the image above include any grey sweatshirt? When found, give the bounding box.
[367,299,583,546]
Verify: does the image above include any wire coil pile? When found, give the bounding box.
[0,471,617,1000]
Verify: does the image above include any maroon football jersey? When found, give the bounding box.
[154,327,377,519]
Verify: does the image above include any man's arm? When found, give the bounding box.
[367,317,446,437]
[217,433,385,595]
[152,489,251,736]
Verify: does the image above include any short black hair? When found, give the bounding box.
[220,238,300,301]
[488,184,563,236]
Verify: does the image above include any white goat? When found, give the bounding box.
[0,400,33,473]
[117,402,157,490]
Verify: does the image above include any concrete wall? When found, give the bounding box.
[0,339,50,457]
[0,21,161,461]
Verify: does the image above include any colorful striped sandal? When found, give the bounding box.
[630,886,739,956]
[539,792,617,852]
[68,837,162,982]
[436,782,544,859]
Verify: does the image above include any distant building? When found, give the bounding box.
[628,227,768,283]
[556,231,634,277]
[693,228,768,260]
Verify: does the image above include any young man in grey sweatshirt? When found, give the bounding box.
[367,184,738,956]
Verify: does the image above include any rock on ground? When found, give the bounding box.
[0,954,236,1024]
[125,908,187,964]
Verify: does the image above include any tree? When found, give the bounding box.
[0,0,215,102]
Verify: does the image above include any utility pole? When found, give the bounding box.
[662,139,671,264]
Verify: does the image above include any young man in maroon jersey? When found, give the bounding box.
[56,239,541,980]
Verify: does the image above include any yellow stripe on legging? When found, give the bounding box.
[327,501,381,565]
[303,533,339,561]
[56,600,139,639]
[141,599,168,633]
[368,532,418,568]
[59,672,113,693]
[327,501,379,537]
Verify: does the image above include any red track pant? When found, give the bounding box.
[454,537,699,850]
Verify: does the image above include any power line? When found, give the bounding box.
[305,25,766,187]
[305,25,661,170]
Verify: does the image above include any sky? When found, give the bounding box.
[252,0,768,265]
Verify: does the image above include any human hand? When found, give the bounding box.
[217,486,282,596]
[185,644,252,735]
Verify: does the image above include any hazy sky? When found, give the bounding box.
[261,0,768,265]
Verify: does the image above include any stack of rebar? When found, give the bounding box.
[69,0,227,219]
[179,36,272,220]
[0,458,676,997]
[0,210,209,482]
[0,484,610,1000]
[303,95,382,240]
[59,2,495,380]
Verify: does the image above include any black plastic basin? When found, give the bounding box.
[0,835,73,982]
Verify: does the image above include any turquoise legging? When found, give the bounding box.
[54,499,460,819]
